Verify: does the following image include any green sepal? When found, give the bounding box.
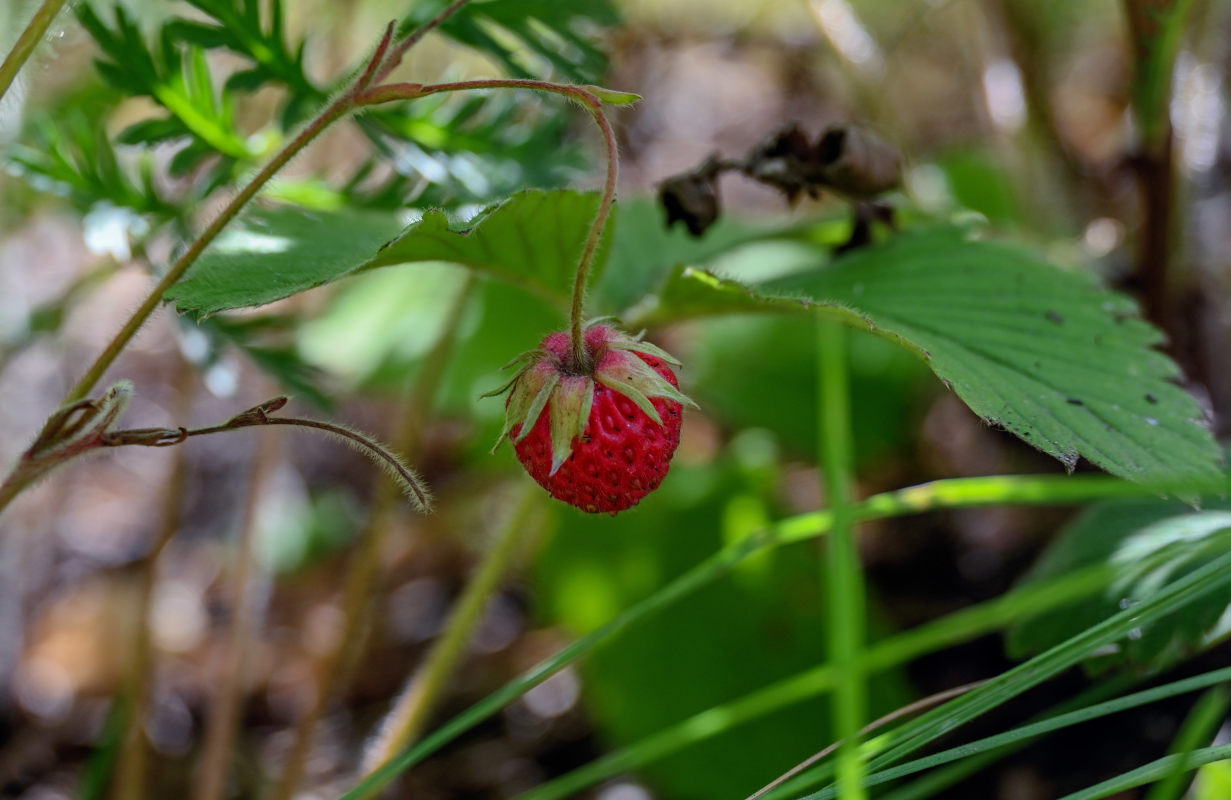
[514,372,560,445]
[480,369,528,401]
[595,372,663,425]
[482,349,547,401]
[492,361,556,452]
[499,349,544,372]
[549,376,594,476]
[608,338,683,367]
[600,349,698,412]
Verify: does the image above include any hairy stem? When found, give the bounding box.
[0,0,68,104]
[194,427,279,800]
[570,107,618,371]
[354,78,619,372]
[270,277,474,800]
[359,483,538,790]
[372,0,473,85]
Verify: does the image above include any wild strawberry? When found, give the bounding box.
[489,323,696,514]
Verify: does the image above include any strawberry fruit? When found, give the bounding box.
[490,323,696,514]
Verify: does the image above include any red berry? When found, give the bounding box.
[490,324,695,514]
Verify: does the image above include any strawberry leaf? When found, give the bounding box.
[359,189,609,307]
[166,206,404,318]
[167,190,608,318]
[644,226,1221,492]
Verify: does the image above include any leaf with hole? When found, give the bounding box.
[647,226,1221,492]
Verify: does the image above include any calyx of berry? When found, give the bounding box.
[489,323,696,475]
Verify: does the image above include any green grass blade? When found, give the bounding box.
[817,317,866,798]
[1145,686,1231,800]
[876,678,1134,800]
[1058,745,1231,800]
[331,472,1217,799]
[796,544,1231,798]
[803,668,1231,798]
[516,564,1112,800]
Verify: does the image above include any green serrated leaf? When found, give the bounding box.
[1009,497,1231,671]
[166,206,406,318]
[650,226,1222,492]
[359,189,609,307]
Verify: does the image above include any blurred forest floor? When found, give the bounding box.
[1,1,1230,798]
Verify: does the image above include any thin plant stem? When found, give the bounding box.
[0,0,68,104]
[111,357,195,800]
[359,482,539,789]
[353,78,619,372]
[371,0,473,85]
[570,106,618,371]
[1122,0,1194,333]
[270,277,475,800]
[256,418,428,509]
[194,427,279,800]
[817,317,866,799]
